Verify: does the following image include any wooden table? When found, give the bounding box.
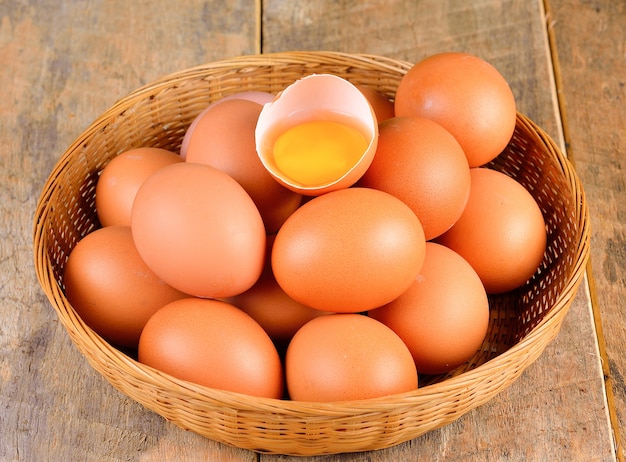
[1,0,623,460]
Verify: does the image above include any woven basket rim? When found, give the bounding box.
[32,51,591,455]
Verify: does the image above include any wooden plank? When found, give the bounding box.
[0,1,258,461]
[260,0,615,460]
[262,0,563,141]
[547,0,626,458]
[1,0,618,460]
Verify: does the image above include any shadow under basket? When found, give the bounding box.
[33,51,590,456]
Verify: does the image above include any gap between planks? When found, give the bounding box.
[256,0,263,54]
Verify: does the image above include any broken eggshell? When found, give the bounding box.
[255,74,378,196]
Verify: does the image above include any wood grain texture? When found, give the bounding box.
[0,1,258,461]
[261,0,613,460]
[0,0,618,460]
[547,0,626,458]
[262,0,562,141]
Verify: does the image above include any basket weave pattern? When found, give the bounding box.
[33,52,590,456]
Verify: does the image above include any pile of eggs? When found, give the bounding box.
[63,52,547,402]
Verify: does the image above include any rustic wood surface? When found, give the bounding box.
[546,1,625,459]
[0,0,622,460]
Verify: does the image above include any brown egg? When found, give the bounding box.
[394,52,517,167]
[369,242,489,375]
[358,116,470,240]
[285,313,418,401]
[272,187,426,313]
[436,168,547,294]
[95,147,182,227]
[131,162,266,298]
[184,98,302,233]
[356,85,395,122]
[63,226,187,348]
[138,297,284,399]
[225,236,330,350]
[180,91,275,159]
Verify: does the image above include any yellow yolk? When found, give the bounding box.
[273,120,368,186]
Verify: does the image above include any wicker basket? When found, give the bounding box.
[33,51,590,456]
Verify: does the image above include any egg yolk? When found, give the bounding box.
[273,120,368,186]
